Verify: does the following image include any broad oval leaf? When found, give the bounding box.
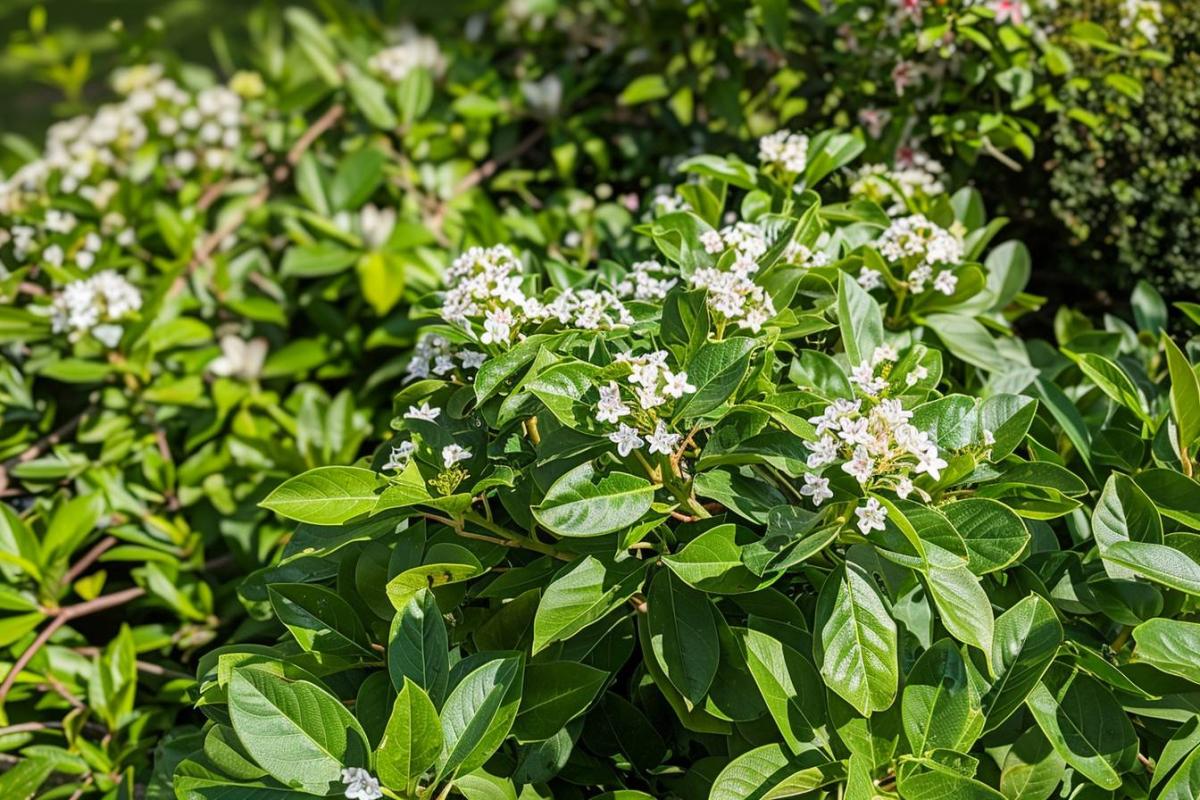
[814,563,898,716]
[532,462,654,537]
[260,466,381,525]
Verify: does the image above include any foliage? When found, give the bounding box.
[1,3,1198,800]
[1048,0,1200,291]
[175,135,1200,800]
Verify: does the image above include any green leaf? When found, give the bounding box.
[662,524,771,594]
[260,466,381,525]
[902,639,984,756]
[814,563,898,716]
[228,669,370,794]
[532,463,654,537]
[512,661,607,742]
[925,563,994,660]
[388,588,449,704]
[1103,540,1200,596]
[268,583,372,656]
[532,555,646,653]
[377,678,441,792]
[386,561,483,611]
[1092,473,1162,578]
[673,338,757,419]
[709,744,844,800]
[941,498,1029,574]
[741,628,828,754]
[647,569,720,707]
[618,74,670,105]
[1163,334,1200,457]
[1134,469,1200,529]
[437,656,523,780]
[982,595,1063,732]
[1131,618,1200,682]
[1025,665,1137,790]
[999,727,1065,800]
[836,270,883,366]
[1157,741,1200,800]
[330,147,386,211]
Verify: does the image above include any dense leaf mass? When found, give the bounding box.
[0,3,1198,800]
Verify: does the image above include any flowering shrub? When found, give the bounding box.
[1,4,1199,800]
[157,131,1200,800]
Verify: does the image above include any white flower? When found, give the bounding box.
[758,130,809,174]
[877,215,963,274]
[405,402,441,422]
[800,473,833,506]
[368,29,446,83]
[905,365,929,387]
[340,767,383,800]
[608,424,644,457]
[442,444,472,467]
[700,229,725,254]
[43,244,64,266]
[933,270,958,296]
[646,421,681,456]
[842,446,875,484]
[850,362,887,397]
[459,350,487,370]
[662,370,696,398]
[983,429,996,446]
[914,448,948,481]
[855,498,888,534]
[871,344,899,366]
[208,335,267,380]
[383,441,415,471]
[91,324,124,348]
[596,382,630,424]
[894,477,914,499]
[857,267,882,290]
[807,436,839,469]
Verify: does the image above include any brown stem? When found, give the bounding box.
[0,587,146,704]
[184,103,346,279]
[0,721,64,736]
[61,536,117,588]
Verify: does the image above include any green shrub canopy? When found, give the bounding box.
[0,4,1198,800]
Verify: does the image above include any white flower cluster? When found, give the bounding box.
[3,209,137,275]
[849,152,947,215]
[783,240,831,268]
[0,69,246,214]
[758,130,809,174]
[598,351,696,458]
[801,346,949,533]
[441,245,632,346]
[616,260,678,301]
[49,270,143,346]
[874,215,962,296]
[340,767,382,800]
[1119,0,1163,43]
[406,333,487,380]
[368,29,447,83]
[695,222,777,332]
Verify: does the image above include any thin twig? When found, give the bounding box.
[0,587,146,704]
[61,536,117,588]
[185,103,346,278]
[0,721,63,736]
[428,127,546,231]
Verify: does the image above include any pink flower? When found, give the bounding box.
[990,0,1025,25]
[858,108,889,139]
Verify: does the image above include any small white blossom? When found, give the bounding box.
[871,344,899,366]
[609,424,644,457]
[894,477,914,499]
[646,421,681,456]
[383,441,416,471]
[340,767,383,800]
[905,364,929,387]
[800,473,833,506]
[855,498,888,534]
[933,270,958,296]
[442,444,472,467]
[857,267,883,290]
[596,382,631,424]
[914,448,948,481]
[842,446,875,484]
[405,402,442,422]
[807,436,839,469]
[662,370,696,399]
[758,130,809,174]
